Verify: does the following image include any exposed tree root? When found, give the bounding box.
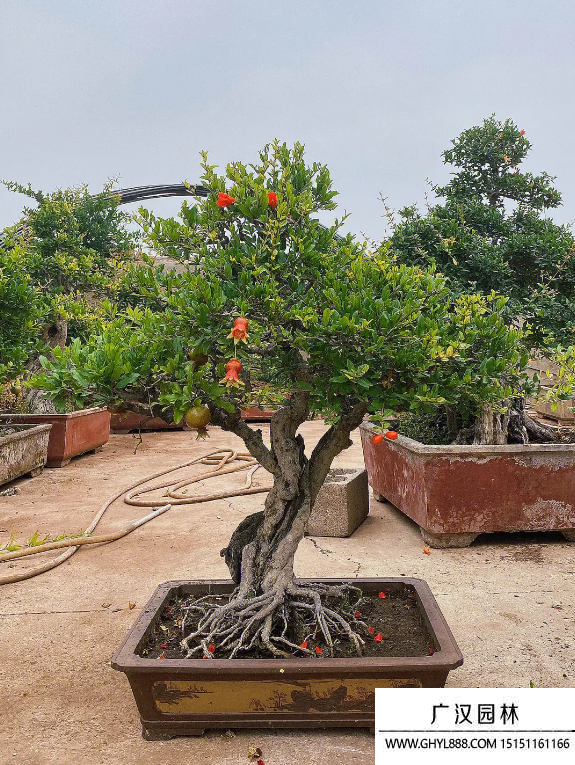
[180,581,367,659]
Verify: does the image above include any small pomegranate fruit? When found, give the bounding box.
[184,405,211,439]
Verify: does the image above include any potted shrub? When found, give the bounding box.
[362,117,575,547]
[0,181,139,463]
[34,142,525,734]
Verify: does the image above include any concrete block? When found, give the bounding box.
[307,468,369,537]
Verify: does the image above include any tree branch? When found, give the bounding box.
[209,405,279,475]
[308,401,369,504]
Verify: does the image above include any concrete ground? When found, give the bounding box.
[1,421,574,765]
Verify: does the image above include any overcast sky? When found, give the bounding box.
[1,0,574,240]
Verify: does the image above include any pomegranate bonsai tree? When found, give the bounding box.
[33,142,528,657]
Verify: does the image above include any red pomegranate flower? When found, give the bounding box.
[315,646,323,654]
[267,191,277,209]
[220,358,244,387]
[385,431,398,440]
[207,643,215,653]
[216,192,236,208]
[372,434,383,444]
[300,640,308,649]
[227,317,249,344]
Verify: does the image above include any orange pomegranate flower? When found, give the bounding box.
[267,191,277,209]
[503,156,511,164]
[220,358,244,387]
[519,129,526,136]
[372,434,383,444]
[385,431,398,440]
[227,317,249,344]
[216,192,236,208]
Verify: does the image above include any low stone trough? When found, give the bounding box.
[0,423,52,486]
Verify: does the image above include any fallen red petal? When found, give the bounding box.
[368,626,375,635]
[374,634,383,642]
[159,653,166,659]
[378,591,386,599]
[160,643,168,649]
[429,648,435,654]
[315,646,323,654]
[208,643,215,653]
[354,611,361,618]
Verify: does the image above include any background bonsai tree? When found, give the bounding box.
[386,116,575,443]
[33,142,528,657]
[0,181,136,410]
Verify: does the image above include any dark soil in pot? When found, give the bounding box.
[139,584,434,660]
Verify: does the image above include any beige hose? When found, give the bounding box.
[0,448,271,585]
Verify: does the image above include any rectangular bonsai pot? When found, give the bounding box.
[0,408,111,467]
[109,410,182,433]
[111,577,463,739]
[360,421,575,547]
[0,423,52,486]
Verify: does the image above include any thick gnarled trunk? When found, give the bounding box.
[186,394,370,659]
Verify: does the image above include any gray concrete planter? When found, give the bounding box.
[360,421,575,548]
[0,423,52,486]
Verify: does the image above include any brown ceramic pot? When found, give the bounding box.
[111,577,463,739]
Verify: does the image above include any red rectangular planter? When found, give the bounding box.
[360,421,575,547]
[0,408,111,467]
[111,577,463,739]
[110,408,277,432]
[109,411,181,433]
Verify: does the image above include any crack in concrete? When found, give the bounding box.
[305,537,363,578]
[0,608,129,616]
